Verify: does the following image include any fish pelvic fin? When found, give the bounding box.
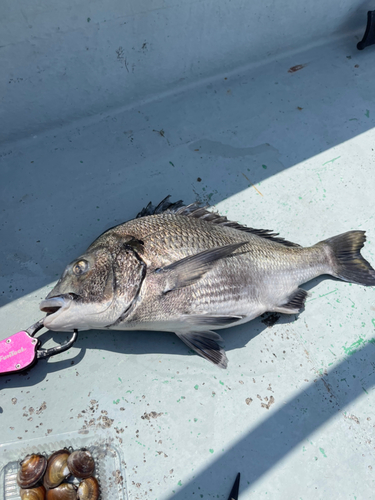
[158,242,247,293]
[320,231,375,286]
[175,330,228,368]
[272,288,308,314]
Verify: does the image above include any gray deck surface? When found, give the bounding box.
[1,30,375,499]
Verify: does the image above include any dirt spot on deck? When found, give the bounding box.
[288,64,306,73]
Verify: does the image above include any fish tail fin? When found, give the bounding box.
[320,231,375,286]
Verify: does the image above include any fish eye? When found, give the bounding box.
[72,260,89,276]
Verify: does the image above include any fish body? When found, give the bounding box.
[41,197,375,368]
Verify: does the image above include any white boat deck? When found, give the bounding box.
[1,2,375,498]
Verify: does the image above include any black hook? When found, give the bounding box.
[36,329,78,359]
[25,318,78,359]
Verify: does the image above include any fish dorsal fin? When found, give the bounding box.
[136,195,184,218]
[157,242,246,293]
[137,196,300,248]
[175,203,301,248]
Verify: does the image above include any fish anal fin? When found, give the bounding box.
[175,331,228,368]
[273,288,308,314]
[159,242,246,293]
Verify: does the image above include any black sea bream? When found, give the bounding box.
[40,197,375,368]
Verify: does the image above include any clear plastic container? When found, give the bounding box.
[0,431,127,500]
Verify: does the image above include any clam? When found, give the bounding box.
[45,483,77,500]
[43,450,71,489]
[19,485,46,500]
[67,449,95,479]
[17,454,47,488]
[77,476,100,500]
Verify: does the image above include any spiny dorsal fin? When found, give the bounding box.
[136,195,184,218]
[137,196,300,248]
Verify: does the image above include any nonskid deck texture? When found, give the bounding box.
[1,31,375,500]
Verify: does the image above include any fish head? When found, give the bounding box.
[40,236,146,331]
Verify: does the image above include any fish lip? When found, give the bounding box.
[39,294,75,316]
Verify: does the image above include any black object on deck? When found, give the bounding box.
[357,11,375,50]
[227,473,240,500]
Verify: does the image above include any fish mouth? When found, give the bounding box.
[40,294,77,316]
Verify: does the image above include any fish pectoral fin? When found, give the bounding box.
[175,330,228,369]
[158,242,247,293]
[273,288,308,314]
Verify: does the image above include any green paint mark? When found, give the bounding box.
[118,377,122,383]
[209,449,214,454]
[308,289,338,301]
[349,298,356,309]
[322,156,341,166]
[363,387,368,395]
[219,381,224,386]
[87,17,91,22]
[365,110,370,118]
[113,399,120,405]
[342,337,368,355]
[178,480,182,486]
[194,384,199,390]
[262,164,267,169]
[169,161,175,167]
[80,160,84,163]
[372,319,375,328]
[194,418,198,422]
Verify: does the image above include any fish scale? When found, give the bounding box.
[40,198,375,368]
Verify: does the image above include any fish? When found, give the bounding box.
[40,196,375,368]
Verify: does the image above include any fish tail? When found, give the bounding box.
[320,231,375,286]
